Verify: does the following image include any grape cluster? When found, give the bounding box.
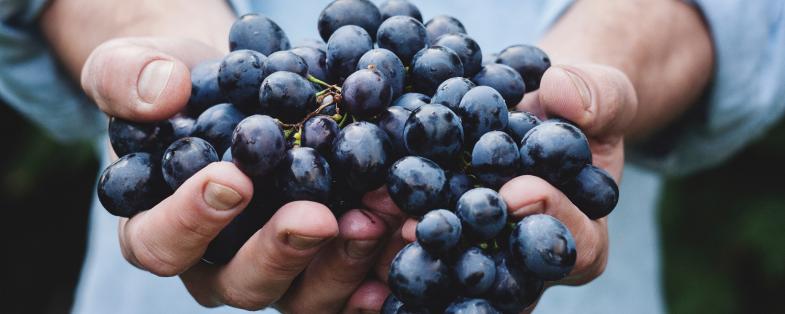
[95,0,620,312]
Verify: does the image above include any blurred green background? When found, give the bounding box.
[0,100,782,314]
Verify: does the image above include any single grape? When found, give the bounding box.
[186,60,226,116]
[445,298,500,314]
[434,33,482,77]
[379,0,422,22]
[357,48,406,99]
[169,115,195,140]
[456,188,508,241]
[382,294,405,314]
[471,131,521,190]
[294,38,327,52]
[230,115,286,177]
[403,104,464,167]
[454,247,497,296]
[519,121,592,185]
[472,63,526,108]
[291,46,328,83]
[192,103,245,155]
[108,116,174,158]
[326,25,374,82]
[416,209,461,256]
[485,252,544,313]
[495,44,551,91]
[387,156,447,216]
[388,242,452,307]
[97,153,169,217]
[228,13,290,55]
[431,77,475,112]
[302,115,339,156]
[505,111,541,144]
[221,148,232,162]
[377,16,428,65]
[261,51,309,77]
[392,92,430,111]
[410,46,464,95]
[444,171,473,209]
[217,49,267,111]
[561,165,619,219]
[275,147,332,204]
[456,86,509,145]
[377,106,412,158]
[509,214,577,281]
[341,68,393,119]
[259,71,316,123]
[331,122,393,192]
[161,137,219,190]
[318,0,382,41]
[424,15,466,44]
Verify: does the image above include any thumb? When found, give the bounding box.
[537,64,638,137]
[81,37,223,122]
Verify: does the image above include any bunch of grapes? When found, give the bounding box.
[96,0,620,312]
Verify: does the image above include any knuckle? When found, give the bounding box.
[133,238,185,277]
[171,208,217,243]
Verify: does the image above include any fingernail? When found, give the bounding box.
[203,182,242,211]
[137,60,174,104]
[555,67,591,109]
[512,201,545,218]
[287,234,327,250]
[345,239,379,258]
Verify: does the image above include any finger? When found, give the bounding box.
[537,64,638,137]
[499,175,608,285]
[192,201,339,310]
[401,218,417,243]
[277,209,388,313]
[516,91,546,119]
[362,185,408,228]
[373,227,409,283]
[342,280,390,314]
[81,37,222,121]
[119,162,253,276]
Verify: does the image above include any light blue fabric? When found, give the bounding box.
[0,0,783,313]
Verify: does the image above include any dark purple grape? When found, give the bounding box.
[456,188,507,241]
[424,15,466,44]
[259,71,316,123]
[377,16,428,65]
[505,111,541,144]
[388,242,452,307]
[230,115,286,177]
[509,214,577,281]
[228,13,290,55]
[186,60,226,116]
[341,68,393,119]
[108,116,174,158]
[379,0,422,22]
[357,48,406,99]
[495,44,551,91]
[434,33,482,77]
[403,104,464,167]
[291,46,328,82]
[456,86,509,145]
[392,93,430,111]
[161,137,219,190]
[97,153,169,217]
[302,115,339,156]
[445,171,473,209]
[318,0,382,41]
[561,165,619,220]
[217,49,267,111]
[169,115,195,140]
[485,252,544,313]
[261,51,309,77]
[382,294,405,314]
[275,147,332,204]
[331,122,393,192]
[431,77,475,112]
[294,38,327,52]
[471,131,521,190]
[519,121,591,185]
[454,247,497,296]
[192,103,245,155]
[377,106,411,157]
[326,25,374,82]
[472,63,526,108]
[416,209,461,256]
[387,156,447,216]
[410,46,464,95]
[445,298,500,314]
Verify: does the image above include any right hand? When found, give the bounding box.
[82,37,406,312]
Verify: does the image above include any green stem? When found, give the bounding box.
[307,75,331,88]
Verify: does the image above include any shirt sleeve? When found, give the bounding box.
[0,0,105,143]
[630,0,785,176]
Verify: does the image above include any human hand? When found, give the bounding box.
[82,37,403,312]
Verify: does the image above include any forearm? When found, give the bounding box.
[40,0,236,78]
[540,0,713,139]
